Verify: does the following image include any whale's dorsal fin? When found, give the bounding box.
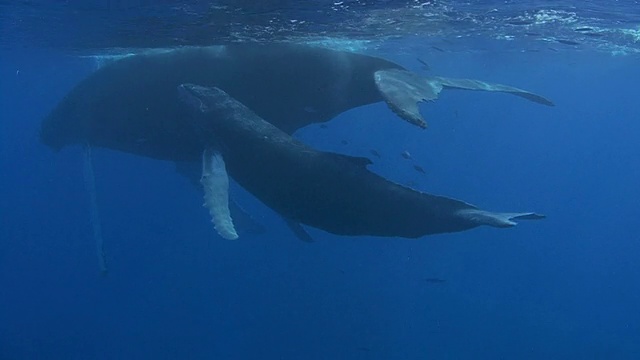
[284,219,314,243]
[342,154,373,167]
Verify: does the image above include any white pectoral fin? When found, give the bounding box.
[374,69,443,129]
[201,149,239,240]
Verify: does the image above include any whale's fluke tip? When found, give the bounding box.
[457,209,546,228]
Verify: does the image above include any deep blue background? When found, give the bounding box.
[1,46,639,358]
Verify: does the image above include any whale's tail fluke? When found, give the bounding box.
[456,209,546,228]
[433,76,555,106]
[373,69,554,128]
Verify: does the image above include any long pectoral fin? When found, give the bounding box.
[374,69,443,129]
[200,149,238,240]
[175,160,266,236]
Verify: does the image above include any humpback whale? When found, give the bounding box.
[178,84,544,239]
[40,43,553,162]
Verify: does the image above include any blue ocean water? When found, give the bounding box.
[1,1,640,359]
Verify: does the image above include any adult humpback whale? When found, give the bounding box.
[40,43,553,162]
[178,84,544,239]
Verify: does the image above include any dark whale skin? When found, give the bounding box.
[40,44,402,161]
[180,84,544,238]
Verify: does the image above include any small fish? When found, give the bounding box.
[413,165,426,174]
[401,151,412,160]
[416,57,430,71]
[574,27,594,32]
[431,45,445,52]
[340,139,349,145]
[369,149,381,158]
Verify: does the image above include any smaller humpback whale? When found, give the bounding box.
[179,84,545,239]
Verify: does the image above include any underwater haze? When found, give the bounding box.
[1,1,640,359]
